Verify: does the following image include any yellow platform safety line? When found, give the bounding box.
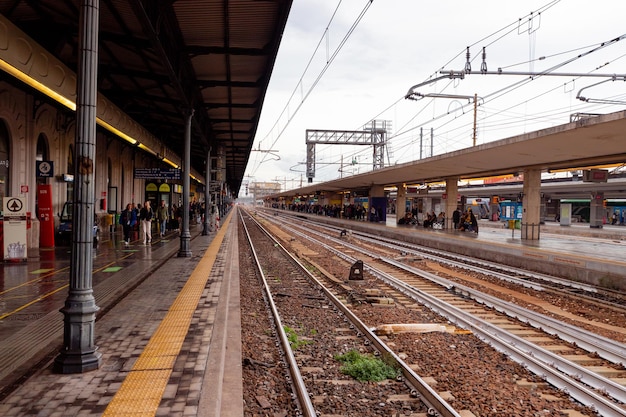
[103,212,233,417]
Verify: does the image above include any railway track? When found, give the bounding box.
[286,212,626,311]
[261,210,626,342]
[239,209,461,416]
[252,208,626,416]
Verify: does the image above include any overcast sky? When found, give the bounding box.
[242,0,626,193]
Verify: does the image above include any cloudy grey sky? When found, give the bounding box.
[243,0,626,191]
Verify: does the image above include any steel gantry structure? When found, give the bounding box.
[306,120,390,183]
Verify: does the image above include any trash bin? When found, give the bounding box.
[508,220,516,229]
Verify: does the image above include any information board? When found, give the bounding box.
[134,168,181,180]
[3,196,27,261]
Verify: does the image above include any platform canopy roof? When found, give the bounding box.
[272,110,626,198]
[0,0,293,195]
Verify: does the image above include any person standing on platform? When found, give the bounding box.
[135,203,142,231]
[173,204,183,233]
[469,209,479,233]
[120,203,137,246]
[453,208,461,230]
[139,200,153,244]
[156,200,168,237]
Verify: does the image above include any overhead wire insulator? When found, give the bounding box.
[480,47,488,74]
[464,46,471,73]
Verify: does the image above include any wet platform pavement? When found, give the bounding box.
[386,215,626,264]
[0,207,625,416]
[0,214,242,416]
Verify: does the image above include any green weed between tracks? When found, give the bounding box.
[334,350,401,382]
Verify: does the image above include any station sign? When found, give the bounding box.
[3,196,27,261]
[134,168,181,180]
[3,196,27,217]
[36,161,54,177]
[582,169,608,183]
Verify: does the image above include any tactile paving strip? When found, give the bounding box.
[102,215,231,417]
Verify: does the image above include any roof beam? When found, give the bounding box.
[129,0,212,149]
[186,45,269,56]
[197,79,260,89]
[204,101,259,109]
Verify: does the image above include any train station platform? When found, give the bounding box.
[0,206,625,416]
[0,210,242,416]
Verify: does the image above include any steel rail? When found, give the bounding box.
[239,210,317,417]
[342,231,626,365]
[381,256,626,402]
[261,214,626,415]
[245,209,462,417]
[377,251,626,365]
[270,213,626,364]
[370,264,626,417]
[276,210,606,296]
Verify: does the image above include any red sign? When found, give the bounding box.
[20,185,28,193]
[37,184,55,247]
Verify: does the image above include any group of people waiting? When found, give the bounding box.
[286,202,369,220]
[119,200,184,246]
[398,207,478,234]
[453,208,479,233]
[398,210,445,229]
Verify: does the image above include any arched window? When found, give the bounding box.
[0,120,10,204]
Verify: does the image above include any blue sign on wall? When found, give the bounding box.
[500,202,523,220]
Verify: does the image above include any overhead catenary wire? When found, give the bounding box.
[253,1,626,188]
[324,31,626,180]
[254,1,563,184]
[311,1,567,180]
[248,0,374,178]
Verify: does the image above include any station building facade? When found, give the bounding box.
[0,80,200,249]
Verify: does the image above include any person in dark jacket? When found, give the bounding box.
[120,203,137,246]
[453,208,461,230]
[156,200,168,237]
[139,200,153,244]
[469,209,478,233]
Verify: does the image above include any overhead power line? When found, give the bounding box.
[249,0,374,177]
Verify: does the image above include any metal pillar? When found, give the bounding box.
[54,0,102,373]
[202,147,211,235]
[178,110,193,257]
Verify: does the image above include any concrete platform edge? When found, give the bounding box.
[198,212,243,417]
